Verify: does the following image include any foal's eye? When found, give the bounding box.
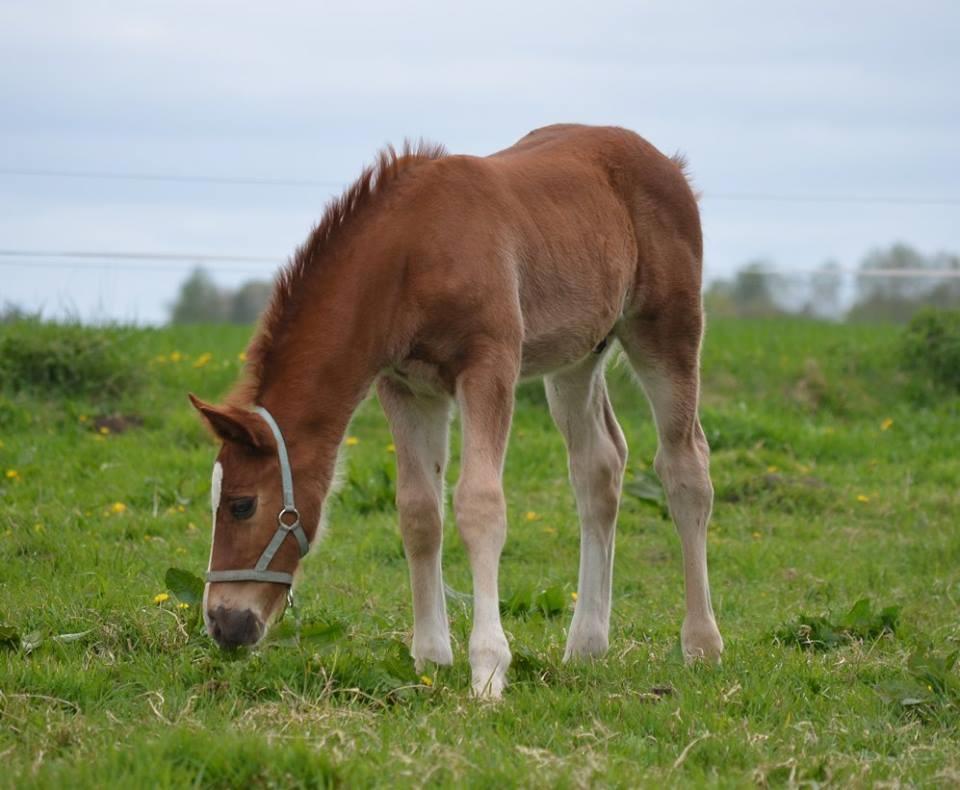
[229,496,257,520]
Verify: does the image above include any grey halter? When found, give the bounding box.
[205,406,310,586]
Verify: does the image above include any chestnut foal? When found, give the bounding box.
[190,124,723,697]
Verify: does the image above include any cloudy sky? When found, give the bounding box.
[1,1,958,323]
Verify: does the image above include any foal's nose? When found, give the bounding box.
[207,606,263,648]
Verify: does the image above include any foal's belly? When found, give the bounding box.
[518,308,622,379]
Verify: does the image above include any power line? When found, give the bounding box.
[2,166,959,206]
[705,192,960,207]
[0,249,278,263]
[1,252,959,278]
[0,259,270,275]
[0,167,344,189]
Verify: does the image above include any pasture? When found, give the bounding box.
[1,317,958,787]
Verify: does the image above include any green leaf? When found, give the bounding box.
[165,567,204,606]
[535,585,566,618]
[299,620,346,647]
[501,585,535,617]
[22,630,43,654]
[52,630,93,644]
[623,471,669,516]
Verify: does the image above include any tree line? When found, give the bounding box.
[168,243,960,325]
[703,243,960,322]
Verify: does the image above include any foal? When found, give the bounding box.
[191,124,723,697]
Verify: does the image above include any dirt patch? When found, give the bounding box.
[92,414,144,434]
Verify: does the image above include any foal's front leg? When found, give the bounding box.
[454,357,517,698]
[378,378,454,670]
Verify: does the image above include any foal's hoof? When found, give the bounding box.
[412,639,454,672]
[681,617,724,664]
[563,623,609,662]
[469,635,511,699]
[471,669,507,700]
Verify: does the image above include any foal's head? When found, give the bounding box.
[189,395,320,649]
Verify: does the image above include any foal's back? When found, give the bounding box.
[467,124,702,375]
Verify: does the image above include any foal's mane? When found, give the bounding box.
[232,140,447,405]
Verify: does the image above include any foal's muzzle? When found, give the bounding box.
[207,606,263,648]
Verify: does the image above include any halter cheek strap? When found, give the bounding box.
[205,406,310,586]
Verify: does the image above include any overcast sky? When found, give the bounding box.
[1,1,958,323]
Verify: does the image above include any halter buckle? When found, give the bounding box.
[278,507,300,530]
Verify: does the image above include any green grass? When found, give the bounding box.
[1,317,958,787]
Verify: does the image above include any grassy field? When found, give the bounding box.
[1,317,958,787]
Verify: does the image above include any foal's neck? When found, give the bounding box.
[252,253,397,487]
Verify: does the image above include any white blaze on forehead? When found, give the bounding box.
[206,460,223,579]
[211,461,223,514]
[203,461,224,627]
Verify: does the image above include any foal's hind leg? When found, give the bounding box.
[618,314,724,662]
[545,354,627,661]
[378,377,454,669]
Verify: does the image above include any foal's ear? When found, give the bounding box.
[188,393,273,450]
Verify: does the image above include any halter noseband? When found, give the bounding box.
[205,406,310,586]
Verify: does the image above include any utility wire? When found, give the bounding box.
[0,249,278,263]
[2,252,959,278]
[0,167,344,189]
[0,259,269,275]
[2,167,959,206]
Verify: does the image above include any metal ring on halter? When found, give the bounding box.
[278,507,300,529]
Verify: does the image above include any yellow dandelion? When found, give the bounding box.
[5,469,19,480]
[766,465,779,473]
[345,436,359,446]
[153,592,170,605]
[880,418,893,431]
[177,602,190,610]
[420,675,433,687]
[752,531,762,539]
[237,351,247,362]
[525,511,539,522]
[571,591,578,602]
[192,352,213,368]
[110,502,127,514]
[177,504,186,513]
[99,426,110,435]
[386,443,396,453]
[169,351,183,363]
[78,414,88,423]
[856,494,869,503]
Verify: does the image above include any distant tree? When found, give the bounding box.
[730,261,783,317]
[806,261,844,319]
[229,280,272,324]
[848,244,960,323]
[703,278,737,317]
[169,268,228,324]
[1,302,37,324]
[704,261,785,318]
